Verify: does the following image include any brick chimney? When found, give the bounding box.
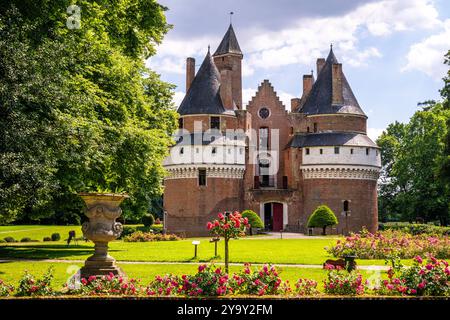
[220,69,233,110]
[186,57,195,92]
[302,74,313,97]
[332,63,343,105]
[316,58,325,75]
[291,98,301,112]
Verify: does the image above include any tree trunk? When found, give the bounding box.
[249,227,253,236]
[322,226,326,235]
[224,237,229,274]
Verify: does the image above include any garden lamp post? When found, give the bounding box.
[192,240,200,258]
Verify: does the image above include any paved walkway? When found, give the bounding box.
[0,258,389,271]
[247,232,335,240]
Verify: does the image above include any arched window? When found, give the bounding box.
[343,200,349,212]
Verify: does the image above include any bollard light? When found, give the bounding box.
[192,240,200,258]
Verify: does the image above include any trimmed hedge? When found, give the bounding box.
[379,223,450,236]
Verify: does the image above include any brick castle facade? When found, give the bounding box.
[162,24,381,236]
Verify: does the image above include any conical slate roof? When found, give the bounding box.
[213,24,242,56]
[177,50,226,115]
[298,48,366,116]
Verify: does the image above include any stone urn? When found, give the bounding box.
[78,192,129,278]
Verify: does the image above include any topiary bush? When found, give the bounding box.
[241,210,264,235]
[4,237,16,243]
[20,237,32,243]
[142,214,155,227]
[51,233,61,241]
[307,205,338,235]
[43,237,52,242]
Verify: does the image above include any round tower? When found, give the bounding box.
[293,47,381,234]
[163,27,246,236]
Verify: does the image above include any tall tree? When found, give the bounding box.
[0,1,178,224]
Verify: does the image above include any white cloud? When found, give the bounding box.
[172,91,185,107]
[402,19,450,80]
[148,0,442,78]
[367,127,385,141]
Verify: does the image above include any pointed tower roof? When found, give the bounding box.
[298,47,366,116]
[213,24,242,56]
[177,50,226,115]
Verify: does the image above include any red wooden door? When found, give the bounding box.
[272,203,283,231]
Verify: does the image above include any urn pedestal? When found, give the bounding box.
[78,193,129,278]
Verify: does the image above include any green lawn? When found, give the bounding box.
[0,225,412,266]
[0,260,384,293]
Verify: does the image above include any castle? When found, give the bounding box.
[162,24,381,236]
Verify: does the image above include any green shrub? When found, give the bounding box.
[4,237,16,243]
[51,233,61,241]
[380,223,450,236]
[20,237,32,243]
[16,268,54,297]
[307,205,338,235]
[119,225,154,239]
[241,210,264,235]
[150,224,163,234]
[142,214,155,227]
[43,237,52,242]
[0,239,6,243]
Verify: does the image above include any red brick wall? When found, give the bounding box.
[181,115,239,132]
[301,178,378,234]
[164,177,244,236]
[303,114,367,133]
[246,80,293,188]
[213,54,242,109]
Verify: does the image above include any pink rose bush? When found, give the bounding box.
[16,267,54,297]
[146,264,293,297]
[231,264,291,296]
[207,211,250,273]
[323,264,367,295]
[295,278,319,296]
[327,228,450,259]
[376,255,450,296]
[0,279,14,297]
[69,273,139,296]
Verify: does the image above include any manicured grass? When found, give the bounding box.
[0,238,337,265]
[0,225,415,267]
[0,260,384,293]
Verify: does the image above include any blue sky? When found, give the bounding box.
[146,0,450,140]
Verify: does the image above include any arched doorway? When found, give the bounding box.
[261,202,285,231]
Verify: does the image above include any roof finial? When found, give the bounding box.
[311,69,314,76]
[208,44,210,53]
[229,11,234,24]
[330,43,333,50]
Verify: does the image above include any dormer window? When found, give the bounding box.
[350,148,354,154]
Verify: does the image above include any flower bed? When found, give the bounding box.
[323,264,367,295]
[327,228,450,259]
[123,231,180,242]
[376,255,450,296]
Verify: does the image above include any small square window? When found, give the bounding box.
[210,116,220,130]
[212,147,217,154]
[334,147,340,154]
[320,149,323,154]
[366,148,369,155]
[305,148,310,155]
[350,149,354,154]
